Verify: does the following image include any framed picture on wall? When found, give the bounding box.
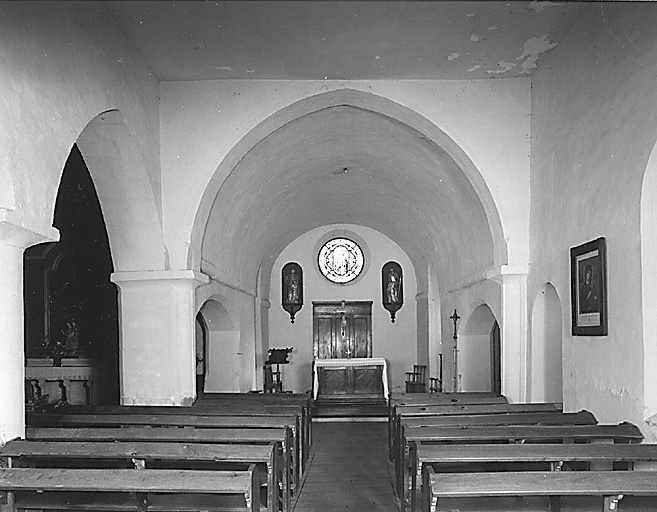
[570,237,607,336]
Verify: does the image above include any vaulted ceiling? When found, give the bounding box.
[100,1,588,291]
[103,1,588,81]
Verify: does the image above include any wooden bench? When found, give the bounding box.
[0,466,259,512]
[27,411,303,487]
[412,443,657,512]
[57,402,311,471]
[390,406,588,463]
[398,422,644,508]
[26,426,295,498]
[0,439,283,512]
[423,468,657,512]
[388,400,559,459]
[194,393,312,453]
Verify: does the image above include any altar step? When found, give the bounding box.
[312,396,388,418]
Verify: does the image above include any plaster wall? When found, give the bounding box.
[459,334,492,392]
[268,225,417,394]
[0,2,161,236]
[196,280,259,392]
[442,279,502,393]
[530,4,657,426]
[160,79,530,273]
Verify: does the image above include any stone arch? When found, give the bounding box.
[188,88,507,281]
[198,297,240,392]
[76,110,166,272]
[530,282,563,403]
[459,303,499,392]
[641,140,657,422]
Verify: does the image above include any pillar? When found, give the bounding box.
[499,272,529,402]
[0,216,58,443]
[111,270,209,406]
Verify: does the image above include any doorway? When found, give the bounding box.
[312,301,372,359]
[490,321,502,395]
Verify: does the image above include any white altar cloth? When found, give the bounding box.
[312,357,389,400]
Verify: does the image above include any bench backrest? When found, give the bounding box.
[401,411,596,428]
[395,402,562,416]
[27,413,297,429]
[1,439,274,463]
[405,423,644,443]
[26,426,289,444]
[425,468,657,498]
[416,442,657,465]
[0,466,258,494]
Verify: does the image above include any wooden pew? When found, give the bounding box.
[0,466,259,512]
[195,393,312,452]
[388,393,509,443]
[56,402,311,471]
[0,439,283,512]
[423,468,657,512]
[398,422,644,509]
[413,443,657,512]
[27,411,302,487]
[389,401,563,461]
[26,426,294,499]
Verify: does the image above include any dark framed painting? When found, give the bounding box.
[570,237,607,336]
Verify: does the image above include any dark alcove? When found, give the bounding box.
[24,144,119,404]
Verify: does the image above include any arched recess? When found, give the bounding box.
[641,140,657,422]
[530,283,563,403]
[459,303,499,392]
[188,88,507,293]
[75,110,166,272]
[198,299,240,393]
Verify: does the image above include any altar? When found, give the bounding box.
[312,357,389,400]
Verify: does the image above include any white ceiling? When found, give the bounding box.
[102,1,590,81]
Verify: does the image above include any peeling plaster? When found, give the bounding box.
[470,34,480,42]
[486,61,517,74]
[528,1,564,14]
[517,35,558,74]
[447,52,459,61]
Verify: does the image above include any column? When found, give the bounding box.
[111,270,209,406]
[0,216,58,443]
[499,272,529,402]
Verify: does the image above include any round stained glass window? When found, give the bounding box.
[318,237,364,284]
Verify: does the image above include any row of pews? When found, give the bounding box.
[0,392,312,512]
[389,391,657,512]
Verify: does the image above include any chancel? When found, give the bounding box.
[4,2,657,511]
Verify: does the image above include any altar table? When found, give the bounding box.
[312,358,389,400]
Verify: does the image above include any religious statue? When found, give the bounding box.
[285,268,300,304]
[282,262,303,323]
[386,267,401,304]
[382,261,403,323]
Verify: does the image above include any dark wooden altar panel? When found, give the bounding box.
[317,365,383,397]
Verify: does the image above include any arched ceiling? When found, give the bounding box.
[102,1,588,81]
[201,105,495,293]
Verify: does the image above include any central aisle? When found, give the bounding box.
[292,421,399,512]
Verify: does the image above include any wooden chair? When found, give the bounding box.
[264,364,283,393]
[405,365,426,393]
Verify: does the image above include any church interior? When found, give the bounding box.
[3,1,657,510]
